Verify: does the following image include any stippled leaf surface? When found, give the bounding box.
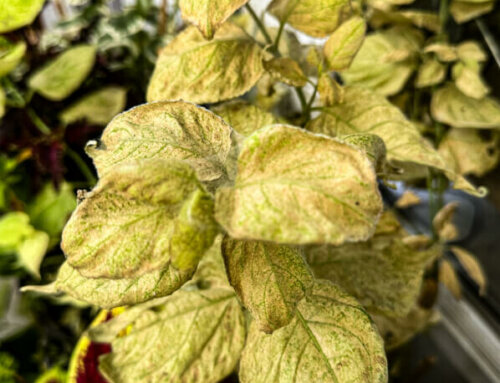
[318,73,344,106]
[0,37,26,78]
[86,101,232,182]
[239,280,388,383]
[215,125,382,245]
[0,0,46,33]
[179,0,249,39]
[62,159,217,279]
[263,57,308,87]
[94,287,245,383]
[147,24,264,104]
[267,0,351,38]
[28,45,96,101]
[222,237,313,333]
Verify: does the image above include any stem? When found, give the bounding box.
[65,147,97,185]
[54,0,67,19]
[27,108,51,135]
[294,87,307,113]
[438,0,449,40]
[245,4,273,46]
[158,0,168,36]
[273,20,286,52]
[303,83,318,121]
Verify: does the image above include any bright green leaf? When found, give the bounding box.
[0,38,26,78]
[0,0,46,33]
[17,230,49,278]
[0,212,33,252]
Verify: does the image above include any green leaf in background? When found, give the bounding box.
[28,45,96,101]
[17,230,49,278]
[239,280,388,383]
[222,237,313,333]
[215,125,382,245]
[86,101,232,182]
[0,352,18,383]
[62,159,217,279]
[34,366,67,383]
[59,86,127,126]
[0,0,46,33]
[263,57,308,87]
[0,212,33,252]
[147,24,264,104]
[0,38,26,78]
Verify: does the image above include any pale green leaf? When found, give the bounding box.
[318,73,344,106]
[0,212,33,252]
[424,43,458,62]
[457,41,487,63]
[263,57,308,87]
[415,57,446,88]
[267,0,351,38]
[60,87,127,126]
[0,38,26,78]
[452,62,489,100]
[324,16,366,71]
[222,237,313,333]
[239,280,388,383]
[450,0,495,23]
[0,0,46,33]
[147,24,264,104]
[215,125,382,245]
[86,101,232,182]
[28,45,96,101]
[17,230,49,278]
[62,159,217,279]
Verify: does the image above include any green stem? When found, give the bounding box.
[245,4,273,46]
[65,147,97,186]
[1,77,25,108]
[273,20,286,52]
[438,0,449,40]
[27,108,51,135]
[295,87,307,113]
[303,83,318,121]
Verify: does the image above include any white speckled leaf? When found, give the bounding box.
[0,37,26,78]
[239,280,388,383]
[215,125,382,245]
[0,0,46,33]
[263,57,308,87]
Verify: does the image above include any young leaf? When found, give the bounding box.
[95,287,245,383]
[179,0,249,39]
[263,57,308,87]
[147,24,264,104]
[431,83,500,129]
[318,73,344,106]
[59,87,127,126]
[323,16,366,71]
[239,280,388,383]
[0,0,46,33]
[16,230,49,279]
[28,45,96,101]
[439,259,461,299]
[450,0,495,23]
[267,0,351,38]
[424,43,458,62]
[451,246,487,296]
[215,125,382,245]
[415,57,446,88]
[0,212,33,251]
[0,38,26,78]
[86,101,232,182]
[222,237,313,333]
[62,159,217,279]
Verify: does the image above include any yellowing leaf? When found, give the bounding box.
[431,83,500,129]
[424,43,458,62]
[239,280,388,383]
[415,57,446,88]
[17,230,49,279]
[324,16,366,71]
[450,0,495,23]
[0,37,26,78]
[439,259,461,299]
[191,235,229,286]
[452,62,489,100]
[62,159,217,279]
[318,73,344,106]
[395,190,421,208]
[433,202,459,242]
[86,101,232,182]
[95,287,245,383]
[179,0,249,39]
[147,24,264,104]
[457,41,487,63]
[263,57,308,87]
[215,125,382,245]
[222,237,313,333]
[451,246,487,296]
[0,0,46,33]
[28,45,96,101]
[60,87,127,126]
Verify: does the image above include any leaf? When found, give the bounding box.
[0,87,4,119]
[28,45,96,101]
[450,0,495,23]
[222,237,313,333]
[267,0,351,38]
[324,16,366,71]
[341,134,387,172]
[431,83,500,129]
[34,366,67,383]
[95,287,245,383]
[191,235,229,286]
[432,202,459,242]
[239,280,388,383]
[62,159,217,279]
[415,57,446,88]
[60,87,127,126]
[424,43,458,62]
[179,0,249,39]
[457,41,487,63]
[318,73,344,106]
[451,246,487,296]
[439,259,461,299]
[305,212,439,317]
[17,231,49,279]
[86,101,232,182]
[0,37,26,78]
[395,190,420,208]
[263,57,308,87]
[22,261,194,308]
[215,125,382,245]
[0,212,33,252]
[147,24,264,104]
[0,0,46,33]
[452,62,489,100]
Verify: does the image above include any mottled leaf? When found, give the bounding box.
[450,0,495,23]
[215,125,382,245]
[0,37,26,78]
[222,237,313,333]
[263,57,308,87]
[239,280,387,383]
[86,101,232,182]
[415,57,446,88]
[0,0,46,33]
[318,73,344,106]
[28,45,96,101]
[451,246,486,296]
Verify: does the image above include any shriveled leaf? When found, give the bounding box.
[452,62,489,100]
[424,43,458,62]
[324,16,366,71]
[318,73,344,106]
[439,259,461,299]
[415,57,446,88]
[0,0,46,33]
[17,231,49,278]
[239,280,387,383]
[215,125,382,245]
[433,202,459,242]
[450,0,495,23]
[263,57,308,87]
[0,38,26,78]
[86,101,232,182]
[60,87,127,126]
[96,287,245,383]
[395,190,421,208]
[62,159,217,279]
[147,24,264,104]
[267,0,351,38]
[222,237,313,333]
[451,246,486,296]
[431,83,500,129]
[179,0,249,39]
